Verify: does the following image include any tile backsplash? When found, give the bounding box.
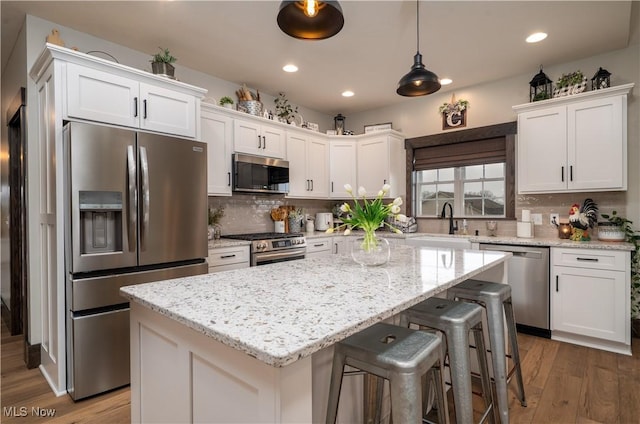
[212,191,627,239]
[208,194,337,235]
[417,191,627,239]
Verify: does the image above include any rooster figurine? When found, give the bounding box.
[568,198,598,241]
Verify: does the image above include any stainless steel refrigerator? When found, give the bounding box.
[63,121,208,400]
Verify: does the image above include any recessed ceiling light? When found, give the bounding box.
[440,78,453,85]
[526,32,547,43]
[283,64,298,73]
[342,90,354,97]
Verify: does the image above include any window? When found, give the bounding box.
[405,122,516,219]
[415,163,505,217]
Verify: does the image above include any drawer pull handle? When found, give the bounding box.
[556,275,559,292]
[314,243,324,247]
[220,254,236,259]
[576,257,598,262]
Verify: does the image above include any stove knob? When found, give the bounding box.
[256,242,268,251]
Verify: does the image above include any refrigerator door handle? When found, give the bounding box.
[139,146,150,251]
[126,145,137,251]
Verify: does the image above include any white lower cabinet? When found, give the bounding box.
[305,238,332,258]
[208,245,250,273]
[332,237,347,255]
[550,247,630,355]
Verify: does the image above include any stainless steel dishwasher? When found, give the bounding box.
[479,243,550,338]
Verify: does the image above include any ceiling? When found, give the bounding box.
[1,1,634,115]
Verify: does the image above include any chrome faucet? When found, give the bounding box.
[440,202,458,235]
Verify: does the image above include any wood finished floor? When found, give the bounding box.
[1,319,639,423]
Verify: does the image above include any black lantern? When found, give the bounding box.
[529,66,553,102]
[334,113,345,135]
[591,67,611,90]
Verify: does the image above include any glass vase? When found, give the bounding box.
[351,232,390,267]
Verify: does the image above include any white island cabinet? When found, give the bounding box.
[121,246,510,423]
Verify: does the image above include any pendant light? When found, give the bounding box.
[396,0,441,96]
[277,1,344,40]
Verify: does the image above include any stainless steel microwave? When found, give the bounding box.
[232,153,289,194]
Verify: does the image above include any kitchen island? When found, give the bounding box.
[120,245,510,423]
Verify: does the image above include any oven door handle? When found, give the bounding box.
[255,249,306,264]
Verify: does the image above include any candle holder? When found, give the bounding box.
[558,223,571,239]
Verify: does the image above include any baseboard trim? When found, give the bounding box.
[25,341,41,369]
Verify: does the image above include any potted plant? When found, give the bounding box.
[553,70,587,97]
[150,47,177,78]
[208,206,225,240]
[600,210,640,336]
[219,96,234,109]
[274,92,298,124]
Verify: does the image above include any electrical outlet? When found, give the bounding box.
[532,213,543,225]
[550,213,559,226]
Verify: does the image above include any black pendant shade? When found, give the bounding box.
[396,52,441,96]
[397,1,440,97]
[277,1,344,40]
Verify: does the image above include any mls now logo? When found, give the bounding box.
[3,406,56,417]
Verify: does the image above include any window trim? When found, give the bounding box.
[405,122,516,219]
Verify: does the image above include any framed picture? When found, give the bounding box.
[364,122,392,133]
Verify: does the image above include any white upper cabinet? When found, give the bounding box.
[201,105,233,196]
[286,131,329,198]
[356,133,405,199]
[63,54,203,138]
[514,84,633,194]
[234,119,286,158]
[329,139,357,198]
[67,63,139,127]
[138,83,197,137]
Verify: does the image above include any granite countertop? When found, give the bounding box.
[121,245,510,367]
[305,231,634,251]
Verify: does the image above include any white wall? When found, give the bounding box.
[349,44,640,229]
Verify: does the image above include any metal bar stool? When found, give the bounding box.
[326,322,450,424]
[447,279,526,424]
[400,297,495,424]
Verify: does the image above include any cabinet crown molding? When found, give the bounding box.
[512,83,634,113]
[30,43,207,98]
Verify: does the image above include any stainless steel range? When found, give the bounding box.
[224,233,306,266]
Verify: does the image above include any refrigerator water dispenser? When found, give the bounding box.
[79,191,123,255]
